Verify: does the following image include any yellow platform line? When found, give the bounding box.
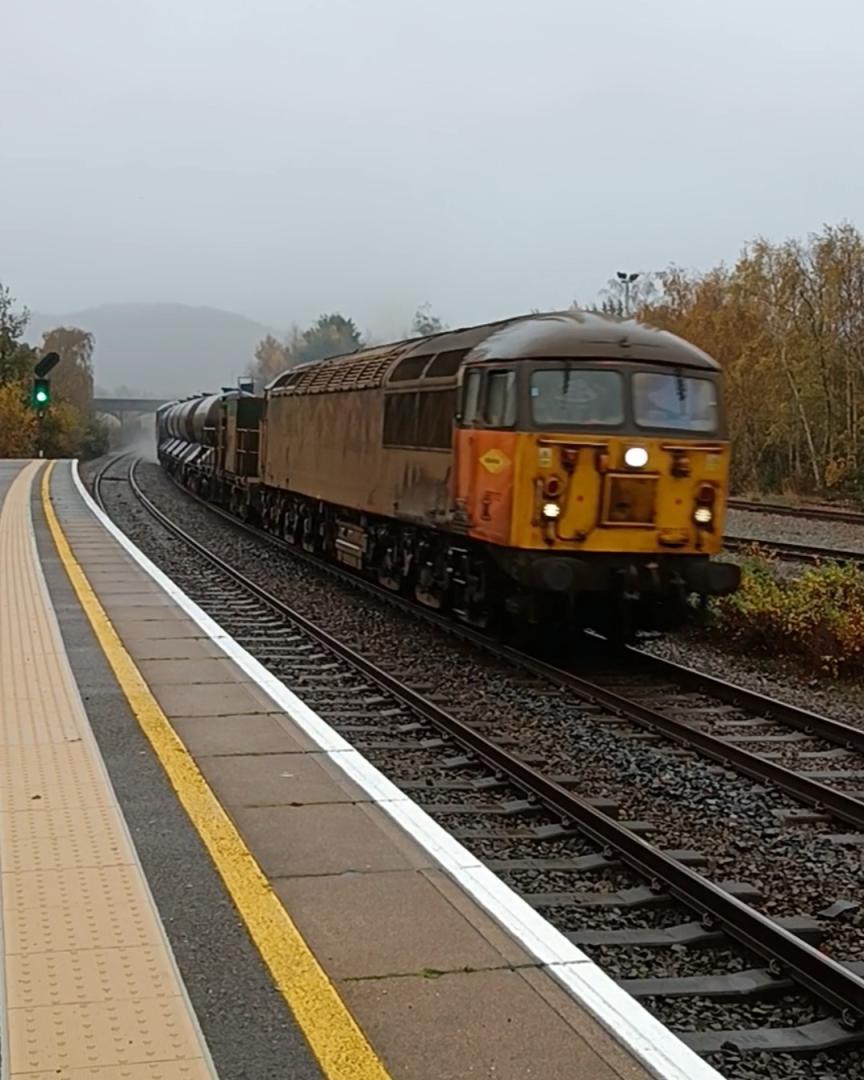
[41,462,393,1080]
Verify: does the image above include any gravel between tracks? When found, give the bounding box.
[727,507,864,555]
[86,457,864,1080]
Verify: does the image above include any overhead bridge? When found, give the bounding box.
[94,397,171,418]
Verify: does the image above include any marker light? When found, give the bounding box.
[542,502,561,520]
[694,506,713,525]
[624,446,649,468]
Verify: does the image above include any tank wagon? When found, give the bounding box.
[158,311,740,638]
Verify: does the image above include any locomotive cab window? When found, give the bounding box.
[531,368,623,426]
[461,369,482,424]
[633,372,717,432]
[483,370,517,427]
[460,367,517,427]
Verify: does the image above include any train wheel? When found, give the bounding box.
[377,545,404,592]
[301,511,317,553]
[451,551,494,629]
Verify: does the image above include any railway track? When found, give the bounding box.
[729,498,864,526]
[724,533,864,566]
[90,454,864,1073]
[726,498,864,565]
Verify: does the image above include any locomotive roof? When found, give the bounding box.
[267,310,718,396]
[465,312,718,369]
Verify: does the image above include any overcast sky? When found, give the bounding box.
[4,0,863,338]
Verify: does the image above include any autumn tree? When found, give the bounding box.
[411,303,447,337]
[580,273,660,317]
[0,283,38,455]
[0,284,38,384]
[295,314,363,363]
[249,315,361,386]
[0,381,36,457]
[248,325,307,388]
[40,327,95,411]
[642,224,864,494]
[251,334,291,386]
[0,283,108,460]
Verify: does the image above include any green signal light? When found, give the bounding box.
[32,377,51,408]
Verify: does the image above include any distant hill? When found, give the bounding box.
[24,303,276,398]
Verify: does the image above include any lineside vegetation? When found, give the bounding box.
[710,553,864,675]
[640,223,864,498]
[0,283,108,459]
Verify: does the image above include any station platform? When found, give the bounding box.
[0,458,720,1080]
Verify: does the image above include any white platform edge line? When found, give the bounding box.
[69,459,723,1080]
[31,461,220,1078]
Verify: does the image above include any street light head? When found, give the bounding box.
[616,271,627,282]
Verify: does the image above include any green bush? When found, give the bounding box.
[711,552,864,675]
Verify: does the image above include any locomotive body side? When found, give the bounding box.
[261,342,453,525]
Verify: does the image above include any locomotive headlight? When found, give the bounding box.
[542,502,561,520]
[624,446,649,468]
[694,506,713,525]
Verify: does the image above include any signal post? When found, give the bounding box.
[30,351,60,457]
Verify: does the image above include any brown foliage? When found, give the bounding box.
[0,281,107,460]
[40,327,95,411]
[251,333,292,387]
[248,316,364,388]
[0,381,36,457]
[641,224,864,494]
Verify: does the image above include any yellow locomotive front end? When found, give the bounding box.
[453,316,740,633]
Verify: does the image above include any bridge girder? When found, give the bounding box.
[93,398,170,420]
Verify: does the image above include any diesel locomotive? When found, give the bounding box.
[157,310,740,638]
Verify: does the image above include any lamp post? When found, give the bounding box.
[616,271,639,317]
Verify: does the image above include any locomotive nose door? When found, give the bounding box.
[453,366,516,544]
[453,368,481,528]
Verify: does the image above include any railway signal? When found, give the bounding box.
[31,352,61,458]
[31,352,60,411]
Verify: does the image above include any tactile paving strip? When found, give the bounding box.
[0,462,215,1077]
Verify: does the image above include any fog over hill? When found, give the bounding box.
[25,303,275,398]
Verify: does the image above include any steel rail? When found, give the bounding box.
[623,646,864,754]
[725,534,864,566]
[123,457,864,1026]
[92,452,130,512]
[729,498,864,526]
